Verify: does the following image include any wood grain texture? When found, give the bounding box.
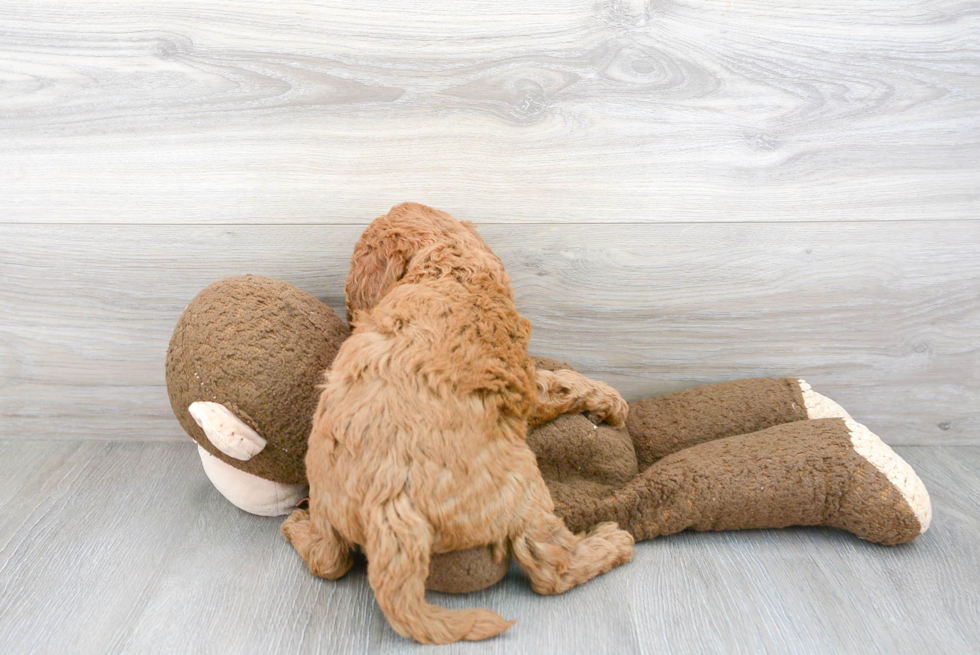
[1,0,978,224]
[0,440,977,654]
[1,221,977,444]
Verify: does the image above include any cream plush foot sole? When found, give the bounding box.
[797,380,930,535]
[198,446,308,516]
[842,418,932,535]
[797,379,852,420]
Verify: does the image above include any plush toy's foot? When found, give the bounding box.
[550,418,930,546]
[198,446,308,516]
[834,418,931,540]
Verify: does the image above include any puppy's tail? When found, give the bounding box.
[365,494,515,644]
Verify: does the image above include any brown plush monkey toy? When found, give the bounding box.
[166,275,931,594]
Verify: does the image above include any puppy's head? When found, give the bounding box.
[344,202,492,324]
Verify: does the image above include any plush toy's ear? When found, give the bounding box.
[188,401,266,460]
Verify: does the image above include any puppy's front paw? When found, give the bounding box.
[281,508,310,543]
[587,385,629,428]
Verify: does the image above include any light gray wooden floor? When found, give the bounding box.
[1,440,977,654]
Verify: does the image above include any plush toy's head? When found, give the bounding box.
[166,275,349,485]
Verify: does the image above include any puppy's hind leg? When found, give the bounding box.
[364,494,515,644]
[510,481,634,595]
[281,507,354,580]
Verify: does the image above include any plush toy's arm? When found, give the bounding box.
[527,369,629,429]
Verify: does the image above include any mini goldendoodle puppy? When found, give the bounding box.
[282,203,634,644]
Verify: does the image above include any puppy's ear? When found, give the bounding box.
[514,316,532,348]
[345,239,409,324]
[345,204,465,324]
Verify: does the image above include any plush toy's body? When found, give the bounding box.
[166,275,931,597]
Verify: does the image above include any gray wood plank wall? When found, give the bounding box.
[1,1,978,444]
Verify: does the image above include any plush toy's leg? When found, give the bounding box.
[508,478,634,595]
[197,446,308,516]
[552,418,930,546]
[627,378,849,468]
[362,493,515,644]
[528,369,628,428]
[281,507,355,580]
